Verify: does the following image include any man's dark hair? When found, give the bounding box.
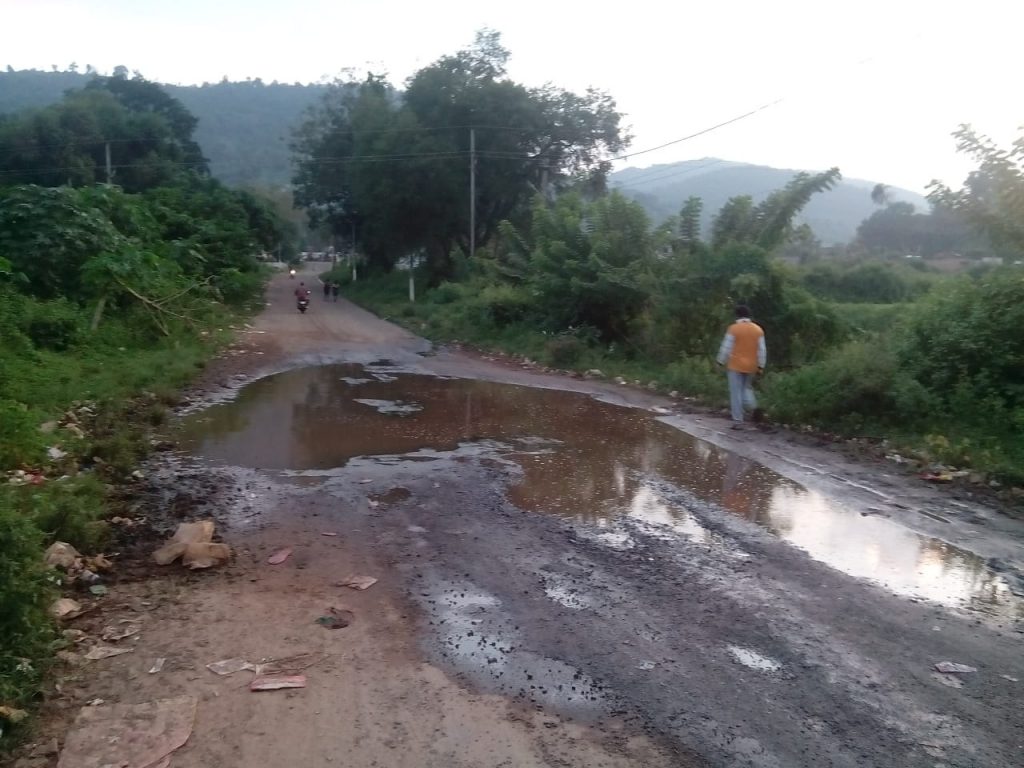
[735,304,751,319]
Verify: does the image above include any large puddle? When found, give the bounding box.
[179,364,1020,618]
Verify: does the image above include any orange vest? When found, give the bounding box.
[726,321,764,373]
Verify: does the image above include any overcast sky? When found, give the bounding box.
[3,0,1021,192]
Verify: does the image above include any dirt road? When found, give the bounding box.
[21,266,1024,768]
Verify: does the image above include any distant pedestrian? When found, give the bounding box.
[323,280,330,300]
[331,281,339,302]
[716,305,766,429]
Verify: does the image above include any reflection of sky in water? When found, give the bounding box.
[179,364,1020,620]
[765,486,1013,610]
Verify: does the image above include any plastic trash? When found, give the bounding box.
[152,521,216,565]
[182,542,231,569]
[149,658,166,674]
[205,658,256,676]
[267,547,292,565]
[84,645,133,660]
[101,623,141,642]
[336,575,378,591]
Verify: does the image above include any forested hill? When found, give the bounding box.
[0,69,326,186]
[611,160,928,245]
[1,70,925,243]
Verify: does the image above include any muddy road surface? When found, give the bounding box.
[27,267,1024,768]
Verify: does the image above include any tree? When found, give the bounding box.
[711,169,841,252]
[292,31,628,280]
[928,124,1024,257]
[870,183,890,207]
[0,78,207,192]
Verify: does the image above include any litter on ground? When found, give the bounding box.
[250,675,307,691]
[56,695,196,768]
[315,607,354,629]
[335,575,378,591]
[84,645,134,660]
[267,547,292,565]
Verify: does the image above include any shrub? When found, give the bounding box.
[0,400,42,470]
[0,492,56,716]
[543,334,588,367]
[762,341,936,432]
[22,300,83,351]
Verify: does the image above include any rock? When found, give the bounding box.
[39,421,59,434]
[50,598,83,619]
[30,738,59,758]
[614,377,627,386]
[583,369,605,379]
[12,756,47,768]
[668,391,680,399]
[44,542,82,570]
[647,380,659,390]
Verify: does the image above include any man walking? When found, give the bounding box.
[716,305,766,429]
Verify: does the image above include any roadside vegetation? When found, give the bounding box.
[0,73,291,738]
[306,34,1024,490]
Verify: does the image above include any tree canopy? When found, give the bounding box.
[292,31,628,279]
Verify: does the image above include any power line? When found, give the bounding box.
[613,158,730,191]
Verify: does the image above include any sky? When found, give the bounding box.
[2,0,1021,192]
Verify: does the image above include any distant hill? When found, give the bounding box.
[0,69,327,187]
[1,70,926,242]
[611,159,928,245]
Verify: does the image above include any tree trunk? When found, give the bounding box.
[90,294,108,331]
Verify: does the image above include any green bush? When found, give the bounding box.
[22,300,83,351]
[543,334,587,367]
[0,400,42,469]
[762,341,936,432]
[20,477,108,549]
[0,493,56,716]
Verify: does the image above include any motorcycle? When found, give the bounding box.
[297,295,310,314]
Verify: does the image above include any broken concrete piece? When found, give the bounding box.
[152,521,215,565]
[934,661,977,674]
[56,695,196,768]
[182,542,231,570]
[44,542,82,570]
[250,675,306,691]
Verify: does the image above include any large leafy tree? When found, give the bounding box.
[292,31,627,278]
[928,125,1024,258]
[0,74,206,192]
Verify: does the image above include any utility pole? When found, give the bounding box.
[469,127,476,259]
[350,220,357,282]
[105,141,112,183]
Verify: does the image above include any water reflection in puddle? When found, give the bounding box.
[728,646,782,672]
[178,364,1020,618]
